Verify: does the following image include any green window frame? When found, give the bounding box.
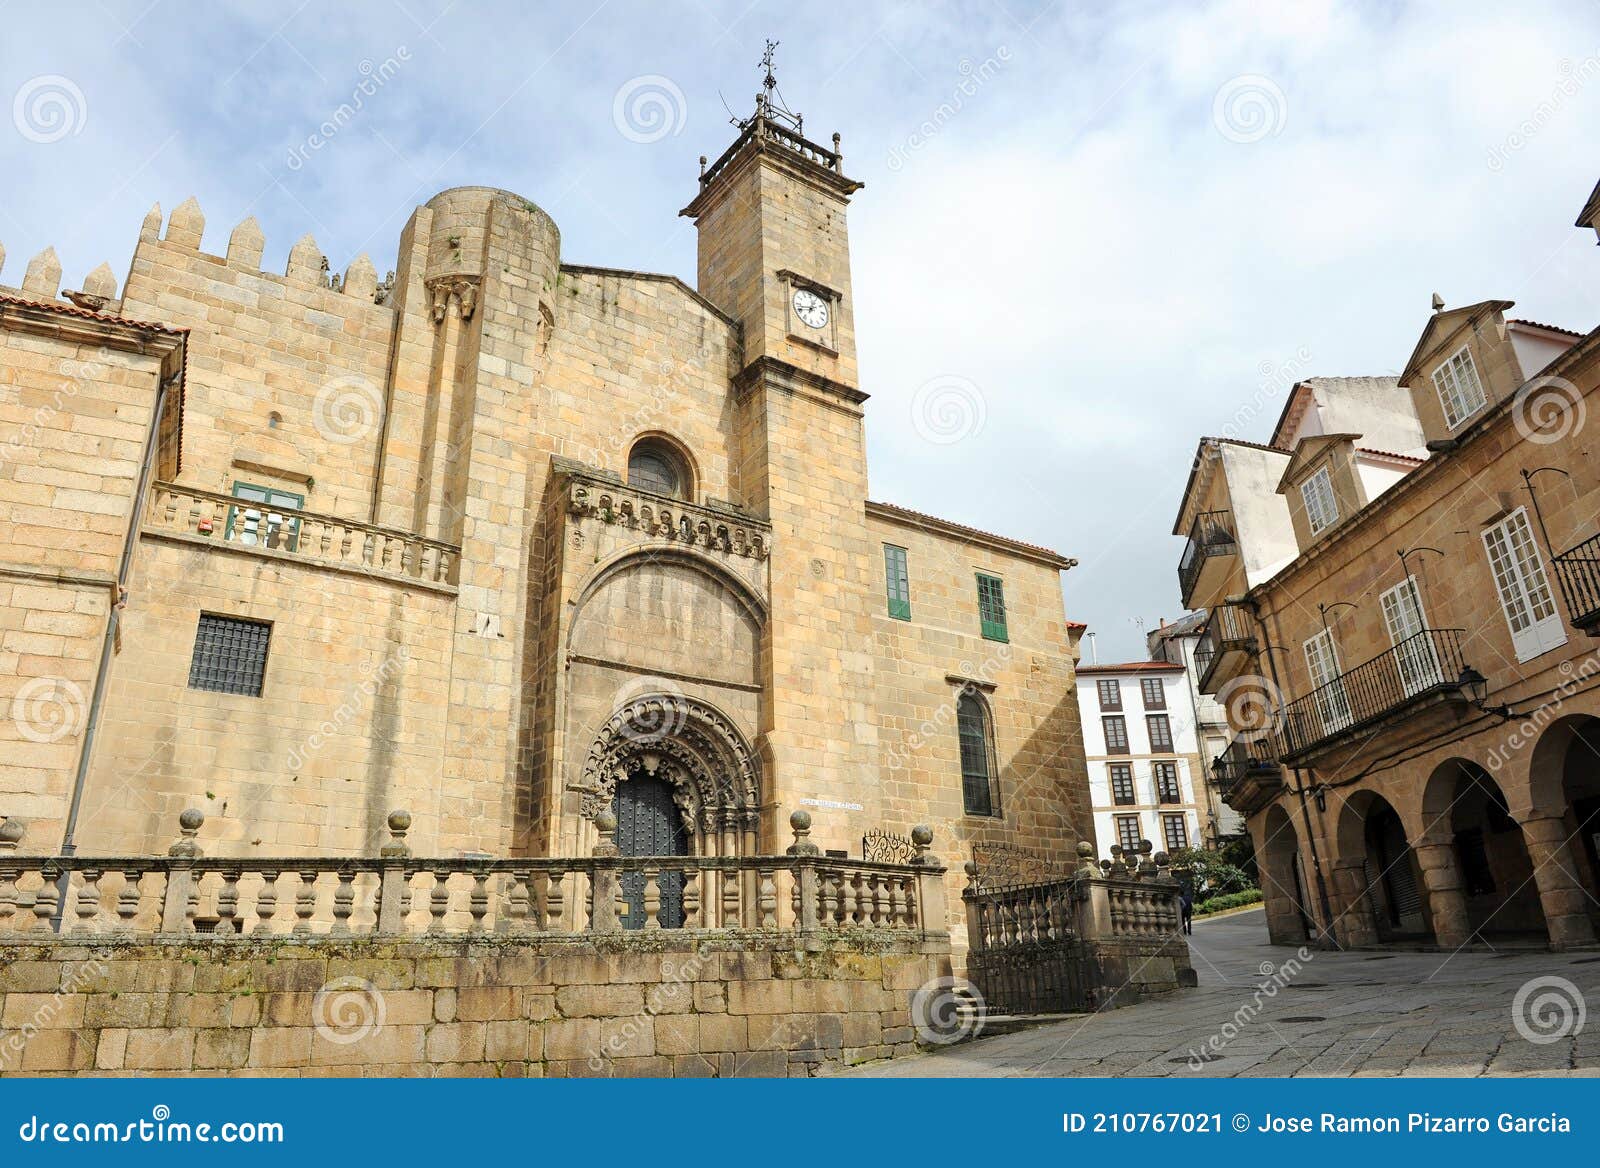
[883,544,911,620]
[225,481,305,551]
[957,693,998,817]
[976,572,1008,642]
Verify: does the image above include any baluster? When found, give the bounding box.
[428,871,450,932]
[642,865,661,930]
[30,866,60,931]
[819,867,838,926]
[402,870,430,934]
[468,871,490,933]
[71,867,103,933]
[254,869,279,935]
[545,867,567,931]
[503,868,532,932]
[848,870,866,924]
[721,866,741,928]
[116,869,144,932]
[757,866,777,928]
[294,869,319,934]
[331,869,356,935]
[682,869,701,929]
[210,868,239,935]
[884,876,902,929]
[0,864,20,932]
[901,875,919,929]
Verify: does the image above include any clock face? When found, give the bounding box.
[792,287,829,330]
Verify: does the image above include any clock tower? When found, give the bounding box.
[679,52,880,848]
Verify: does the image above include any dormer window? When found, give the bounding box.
[1301,466,1339,536]
[1432,345,1487,430]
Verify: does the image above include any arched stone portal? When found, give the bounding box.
[1257,803,1313,945]
[580,691,763,857]
[1418,760,1546,948]
[1523,714,1600,948]
[1333,790,1429,944]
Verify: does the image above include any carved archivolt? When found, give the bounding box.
[580,693,761,837]
[567,481,770,560]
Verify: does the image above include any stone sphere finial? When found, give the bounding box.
[1109,843,1123,858]
[179,807,205,832]
[786,807,820,857]
[381,808,413,859]
[387,808,412,833]
[1076,840,1094,859]
[169,808,205,858]
[1154,851,1170,868]
[963,859,978,877]
[789,809,811,833]
[595,810,618,833]
[910,824,933,847]
[1139,838,1154,856]
[0,817,25,850]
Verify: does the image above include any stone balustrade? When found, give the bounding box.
[144,481,460,588]
[0,810,946,941]
[562,465,771,560]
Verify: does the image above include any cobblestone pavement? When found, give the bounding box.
[837,908,1600,1077]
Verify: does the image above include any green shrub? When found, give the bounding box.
[1193,888,1264,916]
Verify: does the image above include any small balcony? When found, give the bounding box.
[1194,602,1258,693]
[1177,510,1239,608]
[1552,532,1600,633]
[1280,629,1468,762]
[1211,735,1283,815]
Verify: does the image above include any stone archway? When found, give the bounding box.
[579,691,762,857]
[1333,790,1429,945]
[1417,759,1546,948]
[1257,803,1312,945]
[1522,714,1600,948]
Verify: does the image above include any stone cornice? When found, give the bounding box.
[866,500,1077,572]
[559,264,741,334]
[732,354,868,408]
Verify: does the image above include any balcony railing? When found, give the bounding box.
[1195,602,1258,692]
[1552,532,1600,631]
[145,483,459,588]
[1177,510,1239,606]
[1281,629,1467,759]
[1211,735,1281,793]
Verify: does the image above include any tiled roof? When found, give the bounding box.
[1151,609,1208,638]
[1076,660,1185,675]
[1355,446,1425,464]
[865,501,1075,567]
[1065,620,1088,631]
[1509,318,1584,339]
[0,291,186,336]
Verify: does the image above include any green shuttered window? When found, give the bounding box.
[884,545,911,620]
[976,573,1007,642]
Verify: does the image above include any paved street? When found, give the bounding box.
[837,908,1600,1077]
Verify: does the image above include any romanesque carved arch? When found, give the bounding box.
[566,547,768,650]
[579,692,763,846]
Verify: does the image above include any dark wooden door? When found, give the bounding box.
[614,772,688,929]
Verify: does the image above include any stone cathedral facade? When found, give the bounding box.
[0,104,1091,922]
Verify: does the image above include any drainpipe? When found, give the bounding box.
[57,360,179,864]
[1245,595,1340,949]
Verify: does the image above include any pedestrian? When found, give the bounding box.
[1180,889,1194,935]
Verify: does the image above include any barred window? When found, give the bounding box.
[1115,815,1142,852]
[1155,761,1182,803]
[1110,763,1135,805]
[1102,715,1129,754]
[1097,679,1122,710]
[187,614,272,696]
[1162,813,1190,851]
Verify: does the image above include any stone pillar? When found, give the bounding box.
[377,809,412,935]
[1413,840,1472,950]
[1521,815,1598,950]
[1329,859,1378,948]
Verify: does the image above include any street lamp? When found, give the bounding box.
[1456,665,1513,720]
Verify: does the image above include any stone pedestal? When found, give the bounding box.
[1521,815,1597,950]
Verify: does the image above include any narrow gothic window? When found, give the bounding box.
[627,439,690,500]
[957,693,997,817]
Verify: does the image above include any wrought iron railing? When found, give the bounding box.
[1552,532,1600,630]
[1177,510,1239,605]
[1194,602,1257,690]
[1211,735,1281,793]
[1280,629,1466,758]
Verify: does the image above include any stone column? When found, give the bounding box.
[1329,859,1378,948]
[1521,814,1597,950]
[1413,840,1471,950]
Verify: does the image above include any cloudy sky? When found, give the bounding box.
[2,1,1596,661]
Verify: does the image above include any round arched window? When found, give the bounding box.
[627,439,690,500]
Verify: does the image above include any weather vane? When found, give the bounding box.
[738,38,803,135]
